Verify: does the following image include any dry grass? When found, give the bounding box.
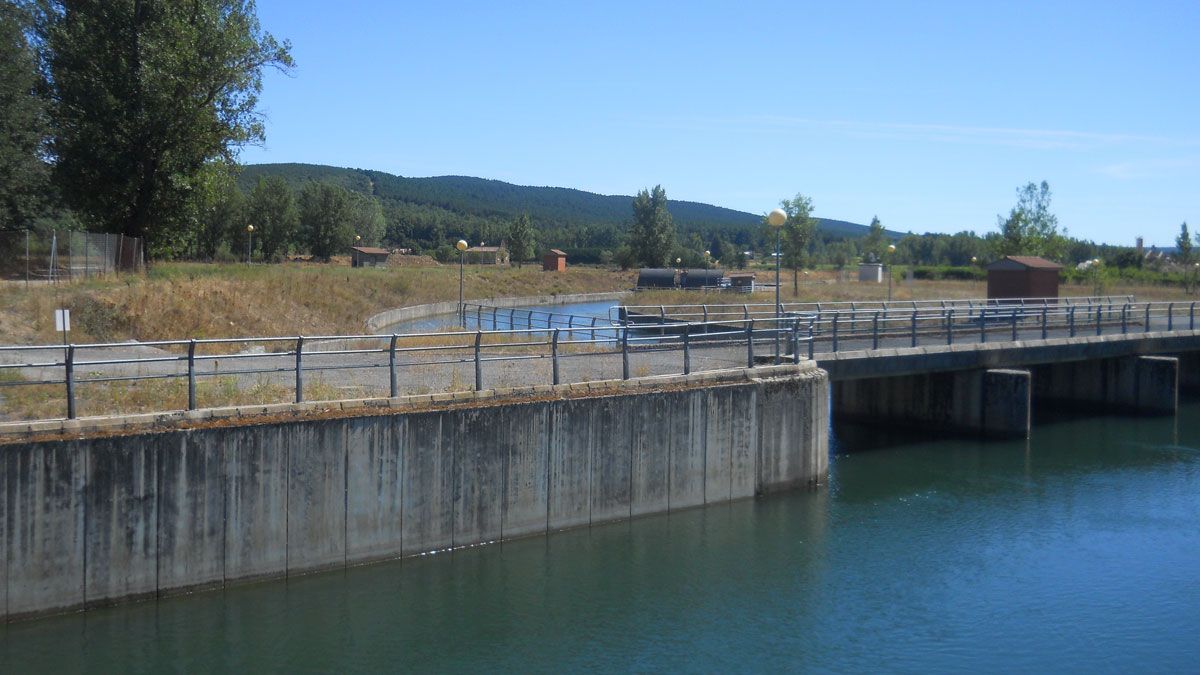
[0,262,634,344]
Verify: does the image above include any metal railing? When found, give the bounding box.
[460,303,615,333]
[0,317,808,422]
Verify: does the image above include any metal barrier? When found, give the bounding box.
[0,317,807,422]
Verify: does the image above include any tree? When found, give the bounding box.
[247,175,298,261]
[193,173,243,260]
[1177,222,1192,265]
[507,213,535,267]
[776,193,818,293]
[630,185,675,267]
[993,181,1066,260]
[0,3,51,229]
[348,192,386,247]
[299,182,353,261]
[862,216,887,262]
[38,0,292,253]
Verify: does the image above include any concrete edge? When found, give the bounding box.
[0,362,818,444]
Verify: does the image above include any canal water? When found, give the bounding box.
[383,301,617,334]
[3,401,1199,672]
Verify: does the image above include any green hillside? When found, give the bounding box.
[238,163,901,241]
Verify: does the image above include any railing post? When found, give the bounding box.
[1144,304,1151,333]
[1041,306,1048,340]
[980,308,987,343]
[295,336,305,403]
[911,310,918,348]
[551,328,561,385]
[702,306,709,322]
[1069,307,1076,337]
[746,319,755,367]
[831,313,839,352]
[474,331,483,390]
[492,306,499,330]
[476,305,482,328]
[946,308,954,345]
[1122,304,1129,334]
[187,339,197,410]
[1096,302,1103,335]
[1168,302,1174,332]
[65,344,76,419]
[621,326,630,380]
[683,324,691,375]
[389,334,399,397]
[872,312,880,350]
[804,318,813,361]
[1012,308,1019,341]
[1192,302,1196,331]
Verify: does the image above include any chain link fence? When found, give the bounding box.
[0,229,144,283]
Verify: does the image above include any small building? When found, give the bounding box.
[728,273,756,293]
[542,249,567,272]
[985,255,1062,300]
[350,246,391,268]
[858,263,883,283]
[636,268,677,289]
[466,246,509,265]
[680,269,725,289]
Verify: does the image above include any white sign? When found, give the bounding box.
[54,308,70,332]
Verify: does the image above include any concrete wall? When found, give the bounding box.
[0,364,828,622]
[1032,355,1178,414]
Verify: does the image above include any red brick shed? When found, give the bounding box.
[986,256,1062,300]
[542,249,567,272]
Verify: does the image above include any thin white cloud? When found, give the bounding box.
[1094,157,1200,179]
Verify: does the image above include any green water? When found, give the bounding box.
[3,402,1199,673]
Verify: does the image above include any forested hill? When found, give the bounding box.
[238,163,895,239]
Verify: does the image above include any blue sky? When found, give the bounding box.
[240,1,1199,245]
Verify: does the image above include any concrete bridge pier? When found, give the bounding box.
[832,368,1031,439]
[1032,355,1178,415]
[1176,352,1200,393]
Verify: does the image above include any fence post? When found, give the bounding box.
[1041,305,1049,340]
[1069,307,1076,337]
[187,339,197,410]
[683,324,691,375]
[65,344,76,419]
[1012,308,1019,341]
[1144,304,1151,333]
[746,319,755,367]
[947,308,954,345]
[872,312,880,350]
[621,327,630,380]
[474,331,483,390]
[389,334,399,397]
[295,336,305,403]
[552,328,561,385]
[831,313,839,352]
[911,310,918,348]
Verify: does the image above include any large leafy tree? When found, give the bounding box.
[299,182,353,261]
[247,175,297,261]
[776,193,818,292]
[37,0,292,254]
[630,185,674,267]
[507,212,535,267]
[0,3,51,229]
[994,181,1066,260]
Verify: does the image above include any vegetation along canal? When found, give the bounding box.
[2,399,1198,671]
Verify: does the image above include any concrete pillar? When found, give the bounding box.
[832,368,1030,439]
[1033,355,1178,415]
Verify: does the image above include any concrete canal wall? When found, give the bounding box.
[365,291,629,332]
[0,363,828,622]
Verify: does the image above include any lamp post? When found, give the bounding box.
[886,243,897,301]
[456,239,469,326]
[767,208,787,363]
[246,224,254,264]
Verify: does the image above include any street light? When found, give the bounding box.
[768,208,787,363]
[246,224,254,264]
[704,250,710,273]
[886,243,897,301]
[456,239,469,327]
